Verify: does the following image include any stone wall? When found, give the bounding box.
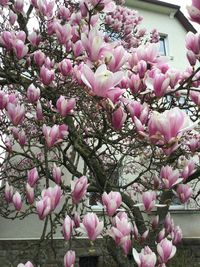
[169,239,200,267]
[0,239,116,267]
[0,238,200,267]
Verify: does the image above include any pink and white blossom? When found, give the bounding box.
[81,64,124,98]
[157,238,176,263]
[64,250,76,267]
[102,191,122,216]
[71,176,89,204]
[79,213,103,241]
[133,246,157,267]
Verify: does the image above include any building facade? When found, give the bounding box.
[0,1,199,267]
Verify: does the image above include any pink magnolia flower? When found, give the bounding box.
[109,216,132,245]
[81,0,116,13]
[52,163,61,184]
[106,45,129,72]
[36,196,51,220]
[142,191,156,212]
[81,29,106,62]
[16,31,26,42]
[133,222,139,240]
[64,250,76,267]
[120,236,132,255]
[12,191,22,211]
[34,50,45,66]
[55,23,72,45]
[26,183,34,204]
[157,238,176,263]
[111,107,127,130]
[160,166,181,189]
[182,160,195,181]
[126,101,149,125]
[153,73,170,98]
[71,176,89,204]
[12,126,19,139]
[56,96,76,117]
[137,43,159,63]
[4,137,13,152]
[187,50,197,66]
[40,65,55,86]
[28,31,41,47]
[8,93,17,105]
[106,87,125,103]
[185,32,200,55]
[0,0,8,6]
[164,213,174,234]
[37,0,55,18]
[0,31,13,50]
[141,230,149,243]
[73,212,80,228]
[148,108,192,147]
[58,6,70,20]
[73,63,84,85]
[97,0,116,13]
[137,60,147,79]
[189,90,200,106]
[112,211,128,225]
[102,191,122,216]
[58,124,69,139]
[27,167,39,187]
[42,124,68,148]
[81,64,124,98]
[27,84,40,103]
[0,91,8,110]
[79,213,103,241]
[17,261,34,267]
[129,74,143,94]
[166,69,180,89]
[156,229,166,244]
[171,226,183,245]
[36,101,44,121]
[59,59,72,76]
[187,0,200,24]
[5,182,13,203]
[133,246,157,267]
[13,39,28,59]
[187,137,200,152]
[7,103,25,126]
[42,185,62,211]
[73,40,84,57]
[63,215,74,241]
[14,0,24,13]
[17,129,26,146]
[44,57,54,69]
[176,184,192,204]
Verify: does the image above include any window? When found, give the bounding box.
[79,256,99,267]
[169,195,186,210]
[159,36,167,56]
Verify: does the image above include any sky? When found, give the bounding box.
[163,0,191,11]
[163,0,200,30]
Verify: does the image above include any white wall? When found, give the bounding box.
[127,1,189,70]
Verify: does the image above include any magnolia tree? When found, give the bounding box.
[1,0,200,266]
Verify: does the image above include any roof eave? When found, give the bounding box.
[175,10,197,33]
[137,0,180,10]
[127,0,197,34]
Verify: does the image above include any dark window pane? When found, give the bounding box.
[89,192,101,206]
[159,37,166,56]
[79,256,98,267]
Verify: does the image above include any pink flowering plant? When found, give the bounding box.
[0,0,200,266]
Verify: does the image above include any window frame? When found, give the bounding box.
[159,34,168,56]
